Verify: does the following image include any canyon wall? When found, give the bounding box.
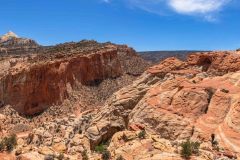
[0,49,123,115]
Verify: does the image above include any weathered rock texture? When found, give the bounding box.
[0,31,40,55]
[2,50,240,159]
[0,49,121,115]
[0,38,150,115]
[83,51,240,156]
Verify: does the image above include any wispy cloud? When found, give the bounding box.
[102,0,110,3]
[169,0,230,14]
[102,0,232,21]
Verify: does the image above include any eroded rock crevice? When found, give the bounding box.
[204,88,216,114]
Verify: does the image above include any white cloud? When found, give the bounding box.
[102,0,232,20]
[168,0,230,14]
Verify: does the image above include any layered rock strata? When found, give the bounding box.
[0,43,149,115]
[0,31,40,55]
[83,51,240,156]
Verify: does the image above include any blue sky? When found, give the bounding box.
[0,0,240,51]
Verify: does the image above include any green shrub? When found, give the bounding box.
[181,140,192,159]
[95,143,106,153]
[3,134,17,152]
[101,150,111,160]
[180,140,200,159]
[94,142,111,160]
[138,130,146,139]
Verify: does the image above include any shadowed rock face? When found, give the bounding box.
[0,49,122,115]
[0,42,150,115]
[83,51,240,154]
[187,51,240,74]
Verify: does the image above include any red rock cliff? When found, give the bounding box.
[0,48,123,115]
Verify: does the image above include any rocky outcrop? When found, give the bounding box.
[82,51,240,157]
[2,34,240,159]
[0,31,40,55]
[0,48,122,115]
[0,40,150,115]
[187,51,240,74]
[2,50,240,159]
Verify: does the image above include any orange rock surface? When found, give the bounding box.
[85,51,240,156]
[0,46,142,115]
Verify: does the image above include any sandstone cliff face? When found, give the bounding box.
[0,48,123,115]
[83,51,240,156]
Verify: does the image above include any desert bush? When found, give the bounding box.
[95,143,106,153]
[138,130,146,139]
[180,139,200,159]
[237,48,240,51]
[95,142,111,160]
[181,140,192,159]
[3,134,17,152]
